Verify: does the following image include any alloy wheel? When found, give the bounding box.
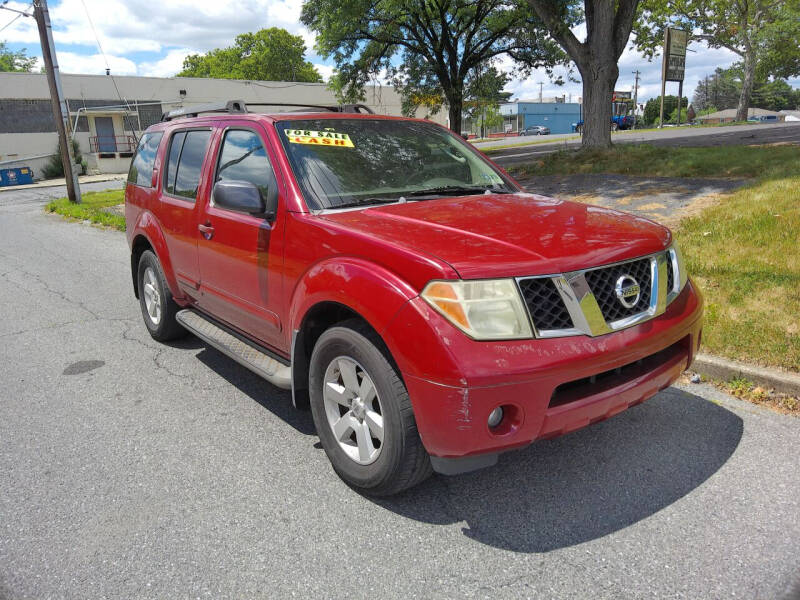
[322,356,384,465]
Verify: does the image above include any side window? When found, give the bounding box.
[164,131,185,196]
[174,130,212,199]
[163,130,211,200]
[215,129,275,200]
[127,131,163,187]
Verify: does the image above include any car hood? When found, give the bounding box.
[319,193,671,279]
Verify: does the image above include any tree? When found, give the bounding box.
[464,65,511,136]
[693,65,800,113]
[301,0,570,134]
[41,139,85,179]
[525,0,641,148]
[177,28,323,83]
[692,68,740,112]
[642,95,686,125]
[0,42,37,72]
[635,0,800,121]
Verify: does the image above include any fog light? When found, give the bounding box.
[487,406,504,428]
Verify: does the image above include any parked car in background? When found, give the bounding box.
[126,100,703,496]
[520,125,550,136]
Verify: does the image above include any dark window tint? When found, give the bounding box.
[127,132,163,187]
[216,130,275,200]
[174,130,211,200]
[164,131,186,195]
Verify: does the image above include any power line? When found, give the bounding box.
[0,12,23,31]
[0,2,33,33]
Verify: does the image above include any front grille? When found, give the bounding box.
[584,258,652,323]
[518,277,574,331]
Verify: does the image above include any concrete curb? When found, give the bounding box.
[0,174,125,193]
[691,353,800,396]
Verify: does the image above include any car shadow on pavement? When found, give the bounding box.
[190,345,316,436]
[375,387,743,553]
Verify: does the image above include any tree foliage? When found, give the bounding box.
[642,95,687,125]
[41,139,86,180]
[301,0,570,133]
[693,66,800,112]
[465,65,511,135]
[177,28,323,83]
[526,0,642,148]
[634,0,800,120]
[0,42,37,72]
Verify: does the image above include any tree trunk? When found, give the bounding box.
[580,60,618,148]
[448,97,463,135]
[736,50,756,122]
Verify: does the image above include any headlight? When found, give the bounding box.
[421,279,533,340]
[668,242,689,299]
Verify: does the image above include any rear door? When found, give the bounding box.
[195,122,286,352]
[158,127,213,300]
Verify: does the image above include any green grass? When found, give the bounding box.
[510,144,800,180]
[676,175,800,371]
[45,189,125,231]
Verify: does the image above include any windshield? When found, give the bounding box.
[276,118,513,210]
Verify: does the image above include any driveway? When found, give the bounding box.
[515,174,749,226]
[1,185,799,599]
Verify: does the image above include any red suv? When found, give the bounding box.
[125,101,703,495]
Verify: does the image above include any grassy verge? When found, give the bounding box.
[46,189,125,231]
[677,175,800,371]
[510,144,800,179]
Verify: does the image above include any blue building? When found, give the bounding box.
[499,100,582,135]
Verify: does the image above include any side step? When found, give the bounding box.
[176,309,291,389]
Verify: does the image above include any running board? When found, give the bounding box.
[176,309,291,389]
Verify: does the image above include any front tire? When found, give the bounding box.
[137,250,186,342]
[309,320,432,496]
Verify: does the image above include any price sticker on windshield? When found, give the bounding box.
[286,129,355,148]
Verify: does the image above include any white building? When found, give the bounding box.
[0,72,444,178]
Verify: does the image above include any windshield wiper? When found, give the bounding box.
[401,185,513,198]
[328,197,398,209]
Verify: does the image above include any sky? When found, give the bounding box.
[2,0,798,106]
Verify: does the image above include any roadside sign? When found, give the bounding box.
[663,28,688,82]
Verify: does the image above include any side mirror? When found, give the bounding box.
[213,179,278,220]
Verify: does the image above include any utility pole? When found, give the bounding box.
[33,0,81,203]
[537,81,543,103]
[632,69,640,129]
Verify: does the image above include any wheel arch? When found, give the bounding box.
[288,258,419,409]
[128,212,180,300]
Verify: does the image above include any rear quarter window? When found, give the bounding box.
[127,132,163,187]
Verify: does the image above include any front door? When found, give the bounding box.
[94,116,117,153]
[196,124,286,352]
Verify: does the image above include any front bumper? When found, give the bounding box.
[385,279,703,462]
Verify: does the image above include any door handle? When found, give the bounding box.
[198,222,215,240]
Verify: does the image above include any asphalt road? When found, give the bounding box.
[485,121,800,166]
[2,184,800,599]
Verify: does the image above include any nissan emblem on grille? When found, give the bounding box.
[615,275,641,309]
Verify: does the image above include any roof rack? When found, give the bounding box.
[161,100,246,121]
[160,100,374,122]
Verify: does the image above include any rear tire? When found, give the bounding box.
[309,320,432,496]
[137,250,186,342]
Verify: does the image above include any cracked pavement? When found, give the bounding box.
[1,183,799,599]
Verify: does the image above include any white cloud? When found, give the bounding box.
[56,51,138,75]
[312,63,334,82]
[138,49,195,78]
[3,0,320,60]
